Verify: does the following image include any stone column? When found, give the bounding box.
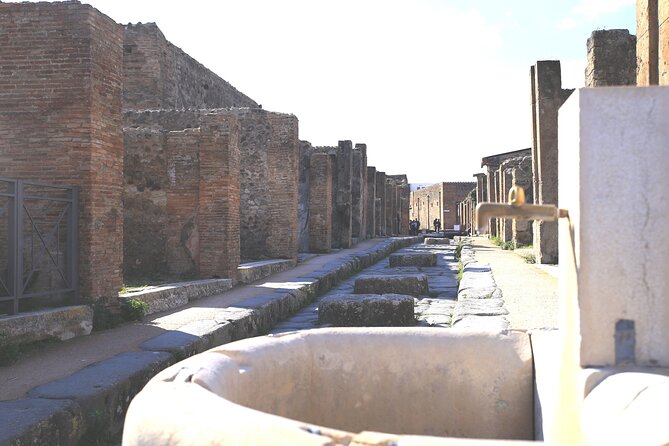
[485,165,498,236]
[585,29,636,87]
[365,166,376,239]
[351,144,366,242]
[308,153,333,253]
[499,163,514,243]
[297,141,312,253]
[530,60,572,264]
[385,181,394,236]
[660,0,669,84]
[637,0,659,85]
[398,183,410,235]
[375,171,386,236]
[333,140,353,249]
[511,157,533,247]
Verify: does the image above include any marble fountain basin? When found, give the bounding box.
[123,327,537,445]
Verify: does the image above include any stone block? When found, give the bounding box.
[0,398,83,446]
[237,259,297,284]
[353,274,429,296]
[0,305,93,345]
[424,237,451,245]
[388,253,437,267]
[120,279,234,315]
[318,294,415,326]
[559,87,669,367]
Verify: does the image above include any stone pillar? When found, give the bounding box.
[660,0,669,84]
[375,171,386,236]
[398,183,410,235]
[585,29,636,87]
[530,60,572,264]
[637,0,659,85]
[297,141,312,253]
[238,110,299,261]
[333,140,353,249]
[197,114,241,280]
[494,169,502,237]
[485,166,497,236]
[385,181,394,236]
[365,166,377,238]
[351,144,366,242]
[511,157,534,248]
[474,173,487,233]
[0,2,124,303]
[499,163,514,243]
[308,153,333,253]
[556,87,669,441]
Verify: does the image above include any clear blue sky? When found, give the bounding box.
[30,0,637,183]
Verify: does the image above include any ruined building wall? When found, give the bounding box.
[389,175,410,236]
[298,141,312,253]
[123,110,240,281]
[442,182,477,230]
[236,110,299,261]
[123,23,258,110]
[351,144,367,241]
[375,172,387,236]
[410,182,475,231]
[586,29,636,87]
[308,153,333,253]
[0,2,124,303]
[365,166,377,239]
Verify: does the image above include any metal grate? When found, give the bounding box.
[0,178,79,315]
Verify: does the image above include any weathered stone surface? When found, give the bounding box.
[586,29,636,87]
[0,398,83,446]
[452,299,508,324]
[318,294,415,327]
[424,237,451,245]
[237,259,297,284]
[388,253,437,267]
[0,305,93,345]
[354,274,429,296]
[452,315,510,331]
[120,279,234,315]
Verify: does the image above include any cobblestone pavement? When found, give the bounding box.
[471,237,559,330]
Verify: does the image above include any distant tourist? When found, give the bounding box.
[433,218,441,232]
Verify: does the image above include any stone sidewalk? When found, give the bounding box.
[0,236,420,445]
[470,237,559,331]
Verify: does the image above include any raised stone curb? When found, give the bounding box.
[318,294,415,326]
[119,279,234,316]
[424,237,451,245]
[0,305,93,345]
[237,259,297,284]
[27,351,173,442]
[453,241,509,330]
[0,398,82,446]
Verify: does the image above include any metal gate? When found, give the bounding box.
[0,178,79,315]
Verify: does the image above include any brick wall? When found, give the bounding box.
[123,110,240,281]
[308,153,333,252]
[0,2,124,303]
[235,109,298,261]
[123,23,258,110]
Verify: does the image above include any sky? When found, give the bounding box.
[45,0,636,184]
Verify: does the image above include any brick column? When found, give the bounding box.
[637,0,659,85]
[351,144,366,241]
[333,140,353,248]
[385,181,394,236]
[308,153,333,253]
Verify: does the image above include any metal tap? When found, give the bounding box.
[475,186,569,234]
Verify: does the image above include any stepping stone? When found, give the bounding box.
[424,237,451,245]
[318,294,415,327]
[389,253,437,267]
[353,274,429,296]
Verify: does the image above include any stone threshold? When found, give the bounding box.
[1,236,423,445]
[119,278,234,316]
[0,306,93,346]
[237,259,297,284]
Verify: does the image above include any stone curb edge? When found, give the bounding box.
[0,236,423,446]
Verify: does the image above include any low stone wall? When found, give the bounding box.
[237,259,297,284]
[0,306,93,345]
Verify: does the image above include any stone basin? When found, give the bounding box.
[124,328,535,445]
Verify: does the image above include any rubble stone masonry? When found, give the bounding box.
[123,23,258,110]
[586,29,636,87]
[235,109,299,261]
[308,153,333,252]
[123,110,240,281]
[0,2,124,303]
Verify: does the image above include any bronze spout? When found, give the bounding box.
[475,186,568,234]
